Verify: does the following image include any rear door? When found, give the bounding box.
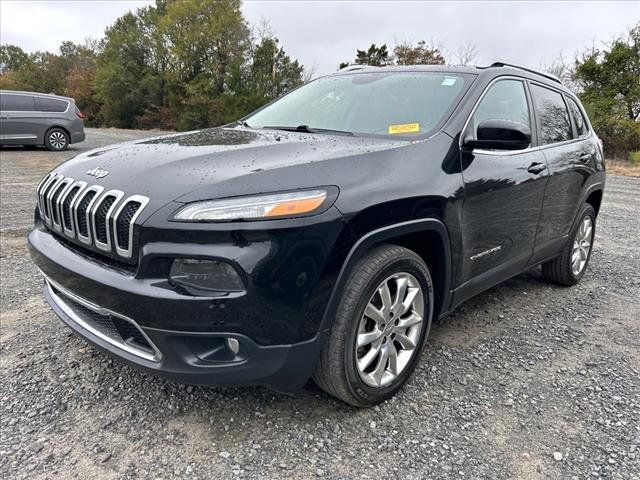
[529,84,595,261]
[0,93,38,143]
[459,77,548,286]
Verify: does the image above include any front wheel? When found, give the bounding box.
[313,244,434,407]
[44,128,69,151]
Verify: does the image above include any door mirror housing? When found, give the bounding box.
[463,119,531,151]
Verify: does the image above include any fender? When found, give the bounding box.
[318,218,453,335]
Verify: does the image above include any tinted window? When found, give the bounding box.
[567,97,588,137]
[36,97,69,112]
[470,79,531,137]
[530,84,573,144]
[0,93,36,111]
[246,72,470,137]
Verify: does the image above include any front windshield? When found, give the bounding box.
[245,71,471,137]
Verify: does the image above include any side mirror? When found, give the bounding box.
[463,119,531,151]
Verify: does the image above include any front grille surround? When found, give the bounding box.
[37,173,150,260]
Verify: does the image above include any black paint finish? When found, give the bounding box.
[28,65,605,390]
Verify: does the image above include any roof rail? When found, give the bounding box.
[481,62,562,84]
[339,64,377,72]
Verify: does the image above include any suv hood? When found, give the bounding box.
[55,127,407,209]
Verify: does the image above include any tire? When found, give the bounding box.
[542,204,596,286]
[44,128,69,151]
[313,244,434,407]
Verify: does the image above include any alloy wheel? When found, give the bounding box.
[571,216,593,276]
[355,272,424,387]
[49,131,66,150]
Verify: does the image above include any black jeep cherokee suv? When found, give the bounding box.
[28,63,605,406]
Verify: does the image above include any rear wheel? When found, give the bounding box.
[44,128,69,151]
[313,244,434,407]
[542,204,595,286]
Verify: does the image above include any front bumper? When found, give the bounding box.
[42,276,320,390]
[27,209,350,390]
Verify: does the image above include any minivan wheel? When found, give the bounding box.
[313,244,434,407]
[542,204,596,286]
[44,128,69,151]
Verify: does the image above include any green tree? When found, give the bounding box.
[94,12,158,127]
[0,44,30,73]
[394,40,445,65]
[355,44,392,66]
[574,24,640,158]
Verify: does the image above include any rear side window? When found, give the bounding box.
[0,93,36,111]
[469,79,531,137]
[566,97,588,137]
[36,97,69,112]
[530,84,573,144]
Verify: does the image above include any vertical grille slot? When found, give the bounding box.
[75,187,103,243]
[40,175,61,222]
[62,186,80,231]
[116,201,140,250]
[114,195,149,258]
[50,179,71,229]
[95,196,116,244]
[92,190,124,251]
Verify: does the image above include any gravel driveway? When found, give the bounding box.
[1,128,638,479]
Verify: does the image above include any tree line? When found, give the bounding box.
[0,0,304,131]
[0,1,637,160]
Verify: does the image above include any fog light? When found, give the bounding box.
[226,338,240,355]
[170,258,244,293]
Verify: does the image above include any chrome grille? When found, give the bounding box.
[37,174,149,259]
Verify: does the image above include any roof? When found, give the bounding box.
[0,90,75,101]
[333,62,566,90]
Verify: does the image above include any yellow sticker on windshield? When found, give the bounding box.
[388,123,420,134]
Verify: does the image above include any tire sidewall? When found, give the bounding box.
[45,128,69,151]
[343,255,434,404]
[569,204,596,282]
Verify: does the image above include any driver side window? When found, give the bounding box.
[470,79,531,139]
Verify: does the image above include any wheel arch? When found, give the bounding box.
[319,218,453,336]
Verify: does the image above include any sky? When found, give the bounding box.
[1,0,638,76]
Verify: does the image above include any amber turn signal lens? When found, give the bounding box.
[265,195,326,217]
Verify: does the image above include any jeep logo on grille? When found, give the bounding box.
[86,167,109,179]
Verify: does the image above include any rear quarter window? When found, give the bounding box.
[36,97,69,112]
[0,93,36,111]
[530,84,574,145]
[566,97,589,137]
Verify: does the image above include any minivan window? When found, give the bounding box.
[0,93,36,112]
[566,97,588,137]
[469,79,531,138]
[530,84,573,144]
[36,97,69,113]
[245,72,470,137]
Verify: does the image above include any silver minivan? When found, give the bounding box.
[0,90,85,151]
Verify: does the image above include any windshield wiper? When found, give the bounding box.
[261,125,354,136]
[233,120,252,128]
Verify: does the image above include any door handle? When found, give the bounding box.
[527,162,547,175]
[579,153,591,162]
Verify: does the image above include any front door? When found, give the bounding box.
[458,78,548,287]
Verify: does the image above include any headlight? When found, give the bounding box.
[173,189,329,222]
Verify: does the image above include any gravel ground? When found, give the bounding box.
[1,128,639,479]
